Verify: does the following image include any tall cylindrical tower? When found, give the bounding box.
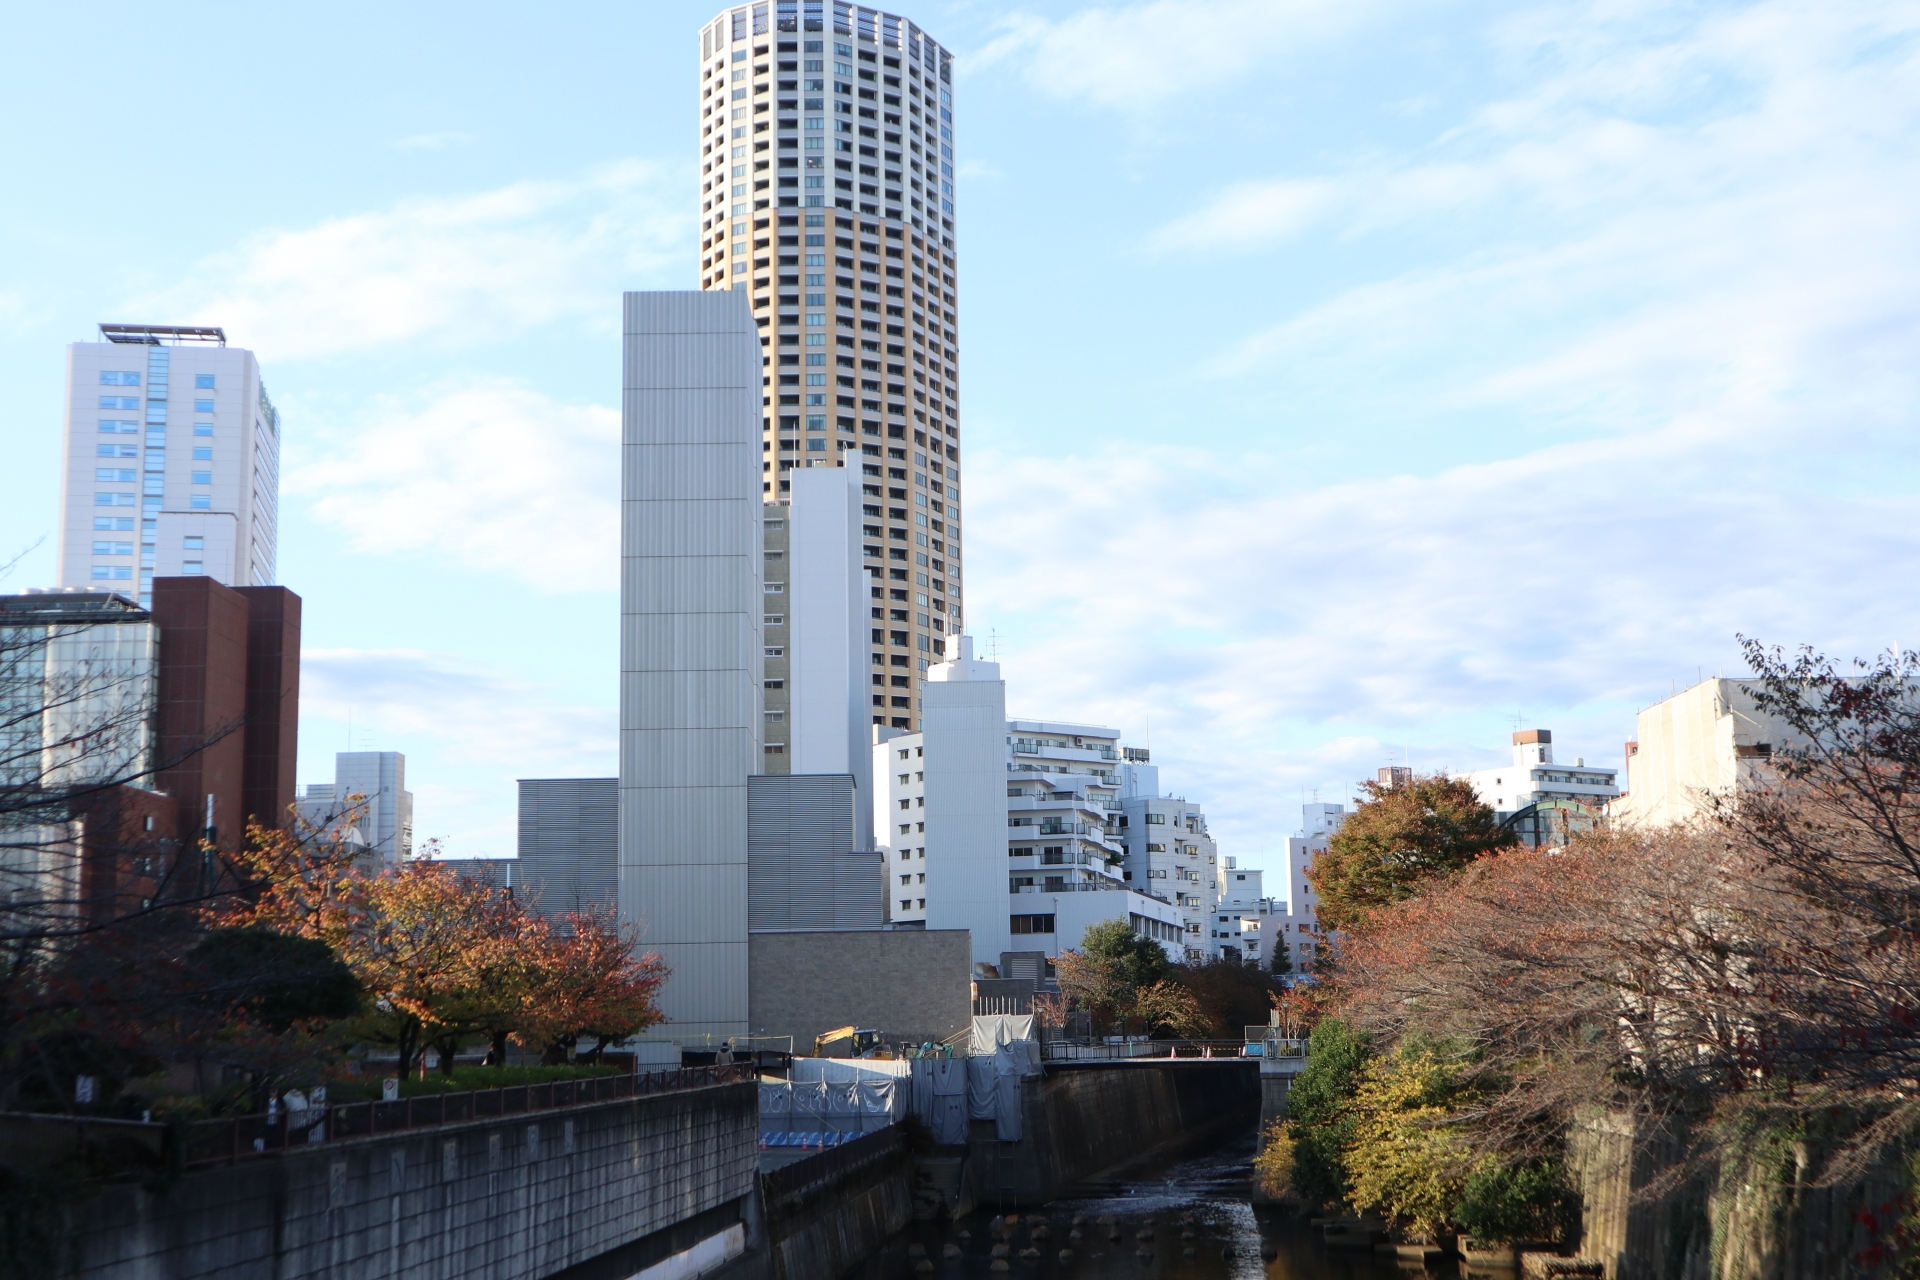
[697,1,960,740]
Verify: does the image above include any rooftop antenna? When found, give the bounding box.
[988,627,1000,661]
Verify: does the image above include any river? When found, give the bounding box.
[858,1133,1451,1280]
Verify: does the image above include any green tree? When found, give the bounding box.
[1080,919,1174,988]
[188,927,362,1032]
[1284,1017,1373,1210]
[1056,921,1205,1036]
[1309,774,1515,932]
[1344,1046,1477,1235]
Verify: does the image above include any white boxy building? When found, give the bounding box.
[874,656,1194,969]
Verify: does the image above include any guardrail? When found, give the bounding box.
[181,1063,754,1169]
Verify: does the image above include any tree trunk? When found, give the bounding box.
[397,1019,419,1080]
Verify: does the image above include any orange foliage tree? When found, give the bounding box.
[216,825,670,1076]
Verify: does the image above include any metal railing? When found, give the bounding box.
[1040,1038,1257,1062]
[181,1064,753,1169]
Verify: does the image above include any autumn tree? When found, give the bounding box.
[1175,955,1285,1040]
[519,909,669,1064]
[1308,773,1514,932]
[218,828,536,1076]
[1055,920,1207,1037]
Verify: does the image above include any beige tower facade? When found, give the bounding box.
[697,1,961,754]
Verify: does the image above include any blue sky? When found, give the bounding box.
[4,0,1917,876]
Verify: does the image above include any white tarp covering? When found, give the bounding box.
[788,1057,914,1082]
[970,1014,1035,1055]
[758,1077,901,1134]
[916,1058,971,1144]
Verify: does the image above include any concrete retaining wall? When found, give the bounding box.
[763,1132,916,1280]
[52,1082,760,1280]
[1569,1107,1915,1280]
[970,1061,1261,1205]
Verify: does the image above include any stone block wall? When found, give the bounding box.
[58,1082,759,1280]
[748,929,971,1048]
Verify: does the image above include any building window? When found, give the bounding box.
[193,399,214,413]
[191,471,213,485]
[195,374,215,389]
[190,496,211,509]
[99,372,140,386]
[90,566,133,580]
[764,744,786,754]
[183,536,204,550]
[182,561,204,575]
[192,446,213,461]
[1009,914,1055,935]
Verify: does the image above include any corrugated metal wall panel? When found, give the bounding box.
[747,775,882,933]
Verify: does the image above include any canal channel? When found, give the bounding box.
[851,1132,1445,1280]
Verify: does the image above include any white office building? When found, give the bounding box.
[296,751,415,869]
[58,325,279,609]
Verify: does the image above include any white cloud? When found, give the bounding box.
[300,648,616,856]
[129,162,685,360]
[393,131,472,152]
[972,0,1371,108]
[286,382,619,591]
[301,648,616,771]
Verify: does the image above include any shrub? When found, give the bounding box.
[1454,1162,1578,1244]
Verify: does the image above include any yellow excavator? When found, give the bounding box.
[812,1026,891,1058]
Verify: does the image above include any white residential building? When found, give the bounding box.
[1213,857,1285,965]
[1461,729,1620,819]
[1278,802,1347,971]
[58,325,280,609]
[1118,780,1220,961]
[296,751,415,868]
[696,2,963,735]
[873,658,1187,968]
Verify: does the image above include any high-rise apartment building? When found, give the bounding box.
[58,325,281,609]
[697,1,961,736]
